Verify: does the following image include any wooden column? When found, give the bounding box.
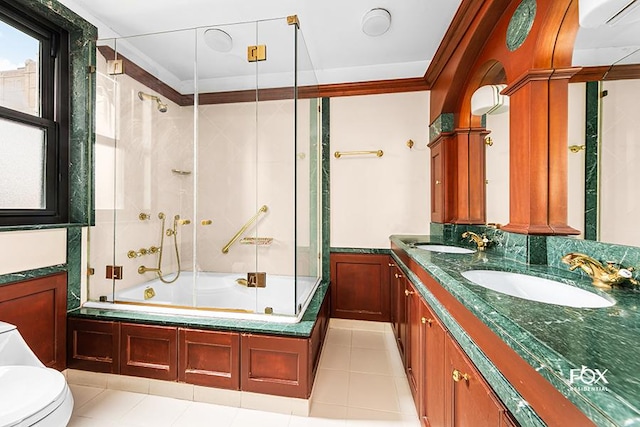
[501,69,579,235]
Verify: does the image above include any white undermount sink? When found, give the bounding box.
[414,244,476,254]
[461,270,615,308]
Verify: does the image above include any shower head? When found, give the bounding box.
[138,91,168,113]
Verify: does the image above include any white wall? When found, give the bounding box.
[330,92,430,248]
[568,82,586,237]
[0,229,67,275]
[485,111,510,227]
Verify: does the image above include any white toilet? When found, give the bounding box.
[0,321,74,427]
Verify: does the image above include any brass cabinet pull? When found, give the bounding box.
[395,273,403,279]
[388,263,395,267]
[405,289,414,296]
[452,369,470,382]
[421,317,434,325]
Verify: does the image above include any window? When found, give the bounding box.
[0,3,69,226]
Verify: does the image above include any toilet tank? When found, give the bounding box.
[0,321,45,367]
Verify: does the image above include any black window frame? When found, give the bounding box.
[0,2,69,226]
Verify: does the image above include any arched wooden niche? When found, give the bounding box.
[428,0,581,235]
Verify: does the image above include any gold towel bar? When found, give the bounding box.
[222,205,268,254]
[334,150,383,158]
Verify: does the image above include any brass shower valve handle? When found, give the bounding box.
[139,213,151,221]
[127,246,161,258]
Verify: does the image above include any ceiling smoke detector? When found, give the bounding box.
[362,8,391,37]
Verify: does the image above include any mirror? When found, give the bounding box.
[570,22,640,245]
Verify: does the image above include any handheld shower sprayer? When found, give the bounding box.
[138,91,168,113]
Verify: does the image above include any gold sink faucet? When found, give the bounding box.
[561,252,638,289]
[462,231,489,251]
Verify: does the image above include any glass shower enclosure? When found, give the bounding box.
[87,16,321,321]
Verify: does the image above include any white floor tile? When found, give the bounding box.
[289,414,347,426]
[121,394,191,426]
[319,343,351,371]
[69,384,105,410]
[172,402,238,427]
[348,373,400,413]
[67,416,120,427]
[349,347,393,376]
[73,389,146,420]
[230,408,291,427]
[311,369,350,406]
[350,330,387,350]
[324,328,352,347]
[309,402,349,420]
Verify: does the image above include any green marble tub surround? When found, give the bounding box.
[391,234,640,426]
[69,280,330,338]
[0,265,67,287]
[330,247,391,255]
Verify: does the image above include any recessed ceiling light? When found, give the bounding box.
[203,28,233,53]
[362,8,391,37]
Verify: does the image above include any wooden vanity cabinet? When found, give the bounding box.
[421,301,446,427]
[330,253,390,321]
[391,264,408,361]
[445,337,511,427]
[389,270,517,427]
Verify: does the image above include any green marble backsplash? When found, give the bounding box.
[431,222,640,284]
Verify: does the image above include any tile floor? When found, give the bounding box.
[68,319,420,426]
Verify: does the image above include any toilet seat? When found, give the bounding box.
[0,366,69,427]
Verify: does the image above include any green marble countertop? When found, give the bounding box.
[68,281,329,338]
[390,235,640,427]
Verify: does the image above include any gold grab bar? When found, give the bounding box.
[334,150,383,158]
[222,205,268,254]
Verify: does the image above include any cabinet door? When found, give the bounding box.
[120,323,178,381]
[446,336,505,427]
[392,267,408,361]
[330,253,390,321]
[405,282,422,411]
[430,140,444,223]
[421,303,446,427]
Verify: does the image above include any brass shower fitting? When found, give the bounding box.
[138,91,168,112]
[138,212,184,283]
[127,246,160,258]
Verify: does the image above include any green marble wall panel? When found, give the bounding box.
[429,113,454,143]
[321,97,331,280]
[429,222,445,237]
[67,227,83,310]
[584,81,599,241]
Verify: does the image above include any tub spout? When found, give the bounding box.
[138,265,161,274]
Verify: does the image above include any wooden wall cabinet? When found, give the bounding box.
[0,273,67,370]
[330,253,390,321]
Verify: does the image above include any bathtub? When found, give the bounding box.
[82,272,321,323]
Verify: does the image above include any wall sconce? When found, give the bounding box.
[362,8,391,37]
[471,84,509,116]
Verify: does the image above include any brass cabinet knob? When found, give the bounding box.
[435,180,441,185]
[388,263,395,267]
[421,317,433,325]
[395,273,403,279]
[405,289,414,296]
[452,369,470,382]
